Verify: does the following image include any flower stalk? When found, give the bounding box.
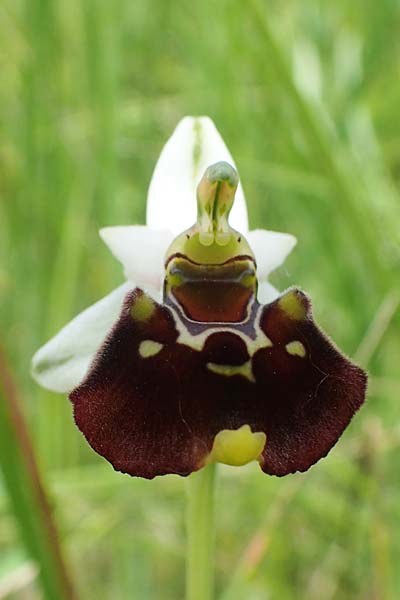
[186,464,217,600]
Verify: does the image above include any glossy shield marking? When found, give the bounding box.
[165,256,256,323]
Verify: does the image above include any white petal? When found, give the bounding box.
[31,283,133,393]
[247,229,297,280]
[100,226,173,289]
[257,281,281,304]
[146,116,249,235]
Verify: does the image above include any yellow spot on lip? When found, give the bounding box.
[278,290,307,320]
[285,340,306,358]
[139,340,163,358]
[131,294,156,322]
[207,424,266,467]
[206,361,255,382]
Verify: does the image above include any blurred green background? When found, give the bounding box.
[1,0,400,598]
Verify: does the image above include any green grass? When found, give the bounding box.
[1,0,400,598]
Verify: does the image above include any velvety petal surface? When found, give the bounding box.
[247,230,297,279]
[100,226,173,290]
[256,289,367,475]
[31,283,133,393]
[70,288,366,478]
[146,116,249,236]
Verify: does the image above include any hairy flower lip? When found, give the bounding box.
[70,285,367,479]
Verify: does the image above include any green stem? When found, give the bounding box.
[186,463,217,600]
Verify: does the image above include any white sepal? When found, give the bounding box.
[247,229,297,280]
[257,281,281,304]
[100,226,173,289]
[31,283,133,393]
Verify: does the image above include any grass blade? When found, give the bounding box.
[0,347,78,600]
[250,0,394,290]
[354,288,400,366]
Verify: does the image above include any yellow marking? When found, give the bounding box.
[138,340,163,358]
[278,290,307,320]
[167,270,184,288]
[207,425,266,467]
[240,271,256,288]
[207,360,255,382]
[285,340,306,358]
[130,294,156,322]
[168,303,272,355]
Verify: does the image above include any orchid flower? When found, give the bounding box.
[32,116,366,479]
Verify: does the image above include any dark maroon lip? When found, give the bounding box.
[165,252,256,268]
[70,286,367,480]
